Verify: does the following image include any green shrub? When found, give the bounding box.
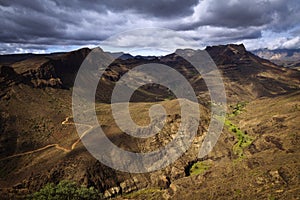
[225,118,253,158]
[28,180,103,200]
[189,162,210,176]
[229,101,247,117]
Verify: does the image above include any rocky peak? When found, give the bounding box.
[205,43,246,54]
[205,44,250,65]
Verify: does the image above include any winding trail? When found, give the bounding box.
[61,116,94,150]
[0,116,94,161]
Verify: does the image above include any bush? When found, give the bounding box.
[28,180,103,200]
[189,162,210,176]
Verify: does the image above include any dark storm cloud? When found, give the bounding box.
[196,27,262,41]
[0,0,299,53]
[202,1,278,27]
[176,0,300,31]
[0,0,65,43]
[101,0,199,18]
[0,0,117,47]
[51,0,199,18]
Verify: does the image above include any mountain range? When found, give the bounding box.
[0,44,299,199]
[253,48,300,70]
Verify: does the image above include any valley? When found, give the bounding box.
[0,44,299,199]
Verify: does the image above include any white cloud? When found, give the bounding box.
[238,30,300,50]
[281,36,300,49]
[99,28,201,54]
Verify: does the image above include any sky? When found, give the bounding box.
[0,0,299,55]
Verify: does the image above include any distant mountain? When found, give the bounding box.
[252,48,300,70]
[109,52,134,60]
[134,55,158,60]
